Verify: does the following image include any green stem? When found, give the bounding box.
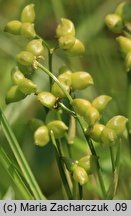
[58,102,106,198]
[0,109,46,200]
[35,61,73,104]
[109,146,115,172]
[0,145,33,200]
[48,49,53,88]
[127,73,131,146]
[50,131,73,199]
[78,184,83,200]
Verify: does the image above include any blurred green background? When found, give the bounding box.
[0,0,131,199]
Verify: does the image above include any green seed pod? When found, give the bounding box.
[72,98,91,116]
[18,78,37,95]
[106,115,128,136]
[34,125,50,147]
[20,23,36,38]
[56,18,75,38]
[58,35,76,50]
[21,4,35,23]
[26,39,44,56]
[16,51,34,66]
[90,124,105,142]
[115,2,131,22]
[51,80,70,98]
[67,38,85,56]
[11,68,25,84]
[29,118,43,132]
[71,72,94,90]
[84,106,100,126]
[125,52,131,72]
[59,71,72,85]
[78,155,98,174]
[47,120,68,138]
[92,95,112,113]
[73,166,88,186]
[37,92,56,109]
[4,20,22,35]
[101,127,117,146]
[105,14,123,33]
[5,85,26,104]
[116,36,131,55]
[62,157,78,172]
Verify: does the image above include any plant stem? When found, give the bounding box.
[127,73,131,147]
[109,146,115,172]
[78,184,83,200]
[48,49,54,88]
[0,109,46,200]
[50,131,73,199]
[58,102,106,198]
[35,61,73,103]
[0,145,33,200]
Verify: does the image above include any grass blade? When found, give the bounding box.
[0,145,33,200]
[0,108,46,200]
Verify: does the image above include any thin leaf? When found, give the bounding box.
[0,108,46,200]
[2,187,15,200]
[0,145,33,200]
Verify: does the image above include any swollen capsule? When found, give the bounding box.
[26,39,44,56]
[90,124,105,142]
[21,4,35,23]
[106,115,128,136]
[56,18,75,38]
[67,38,85,56]
[72,98,91,116]
[4,20,22,35]
[16,51,35,66]
[84,106,100,126]
[20,23,36,38]
[71,72,94,90]
[78,155,98,174]
[11,68,25,84]
[34,125,50,147]
[116,36,131,55]
[18,78,38,95]
[5,85,26,104]
[105,14,123,33]
[92,95,112,113]
[125,52,131,72]
[37,92,56,109]
[58,35,76,50]
[47,120,68,138]
[73,166,88,186]
[101,127,117,146]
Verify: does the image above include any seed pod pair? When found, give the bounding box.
[34,120,68,147]
[56,18,85,56]
[78,155,98,175]
[4,4,36,38]
[72,98,100,126]
[105,13,123,33]
[11,68,37,95]
[101,115,128,146]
